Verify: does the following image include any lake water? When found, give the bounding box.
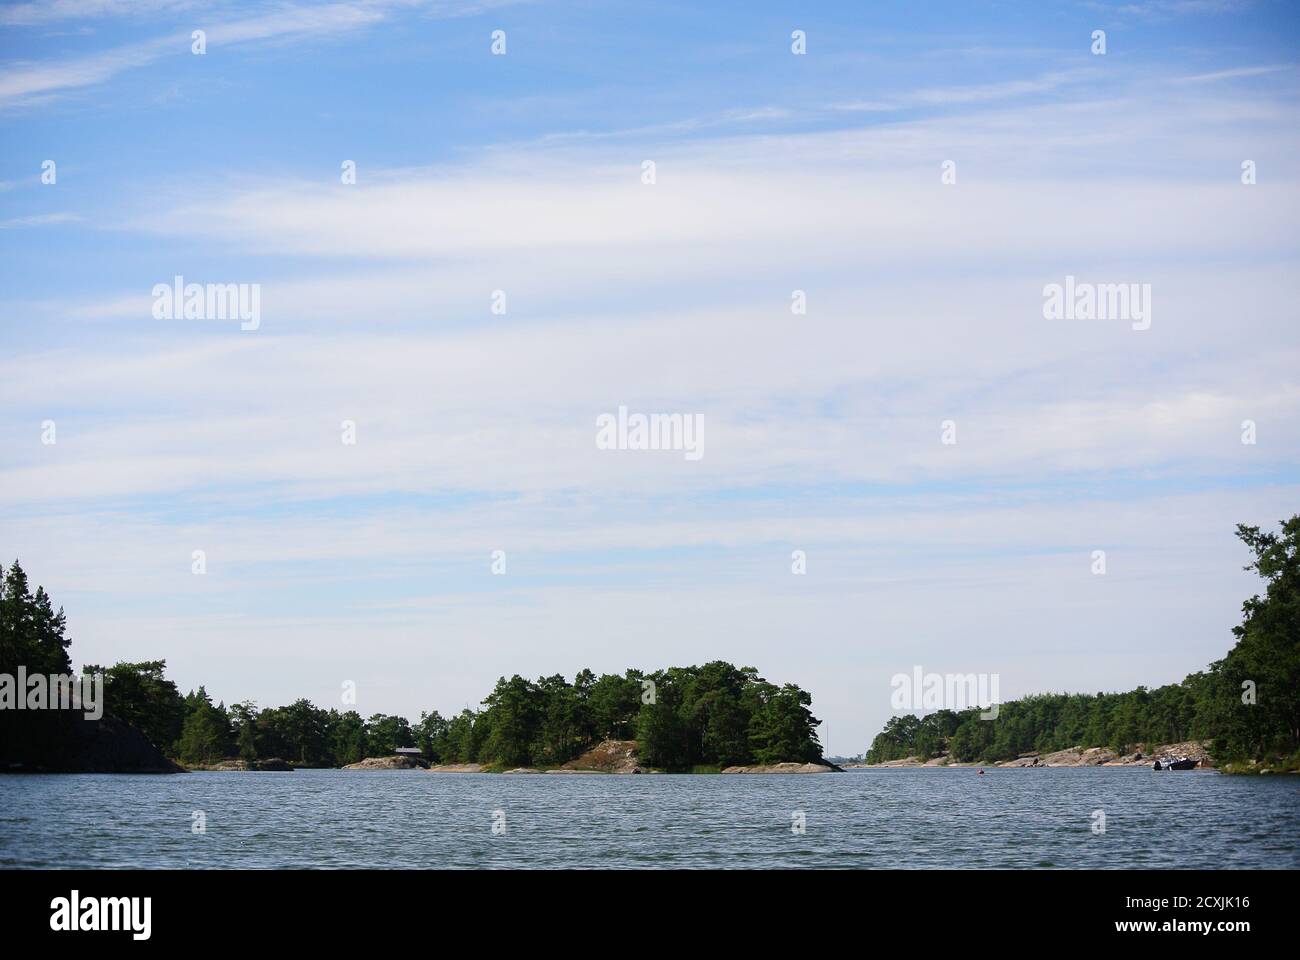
[2,767,1297,869]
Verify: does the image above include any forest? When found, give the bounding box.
[5,516,1294,773]
[0,563,823,771]
[866,518,1300,767]
[147,660,823,770]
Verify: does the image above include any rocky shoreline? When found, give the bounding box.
[188,757,295,771]
[3,715,184,774]
[721,762,835,774]
[333,740,840,774]
[854,740,1214,769]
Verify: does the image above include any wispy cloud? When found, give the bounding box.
[0,212,83,228]
[3,2,1297,750]
[910,70,1089,105]
[827,69,1094,115]
[1095,0,1247,18]
[0,0,198,28]
[0,0,519,107]
[1172,63,1294,83]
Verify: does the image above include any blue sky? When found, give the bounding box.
[2,0,1298,753]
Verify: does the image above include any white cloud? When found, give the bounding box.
[0,0,519,107]
[0,212,82,228]
[0,0,198,28]
[1171,64,1296,84]
[3,49,1298,753]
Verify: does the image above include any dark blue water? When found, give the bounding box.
[1,767,1296,869]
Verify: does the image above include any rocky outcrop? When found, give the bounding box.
[996,741,1213,768]
[344,755,427,770]
[252,758,294,771]
[561,739,643,774]
[1000,755,1043,767]
[426,762,485,773]
[1144,741,1213,766]
[1053,747,1114,766]
[999,747,1121,767]
[189,757,294,771]
[720,762,834,774]
[862,741,1215,769]
[66,715,183,773]
[1,714,183,774]
[1103,751,1147,766]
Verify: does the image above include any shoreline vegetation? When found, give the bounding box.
[861,518,1300,776]
[0,567,830,773]
[4,517,1295,776]
[850,740,1213,769]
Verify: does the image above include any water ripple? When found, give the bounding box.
[0,767,1295,869]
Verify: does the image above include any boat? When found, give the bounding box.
[1153,756,1197,770]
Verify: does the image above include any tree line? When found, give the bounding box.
[1,567,823,770]
[146,661,823,769]
[866,518,1300,767]
[0,560,75,764]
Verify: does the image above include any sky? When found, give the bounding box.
[1,0,1297,756]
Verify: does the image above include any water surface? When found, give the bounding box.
[1,767,1296,869]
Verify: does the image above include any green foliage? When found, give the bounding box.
[0,568,820,773]
[11,509,1295,776]
[177,687,232,764]
[0,560,71,676]
[230,701,259,761]
[1209,518,1300,760]
[635,678,686,767]
[865,517,1300,767]
[84,660,186,752]
[482,674,544,767]
[405,662,824,770]
[747,682,822,765]
[588,671,642,741]
[364,713,414,755]
[329,710,368,766]
[0,560,76,763]
[412,709,450,762]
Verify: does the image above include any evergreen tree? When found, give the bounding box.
[330,710,368,765]
[230,701,259,761]
[177,687,231,764]
[482,675,542,767]
[83,660,186,752]
[1211,518,1300,760]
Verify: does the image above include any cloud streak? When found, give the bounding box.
[0,0,518,107]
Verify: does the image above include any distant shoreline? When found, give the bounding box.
[181,742,842,775]
[850,742,1214,770]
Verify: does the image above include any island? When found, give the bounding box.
[860,518,1300,775]
[0,568,831,774]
